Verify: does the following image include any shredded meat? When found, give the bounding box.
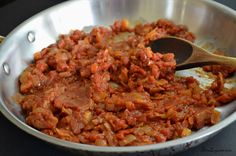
[16,19,236,146]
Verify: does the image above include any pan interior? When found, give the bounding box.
[0,0,236,153]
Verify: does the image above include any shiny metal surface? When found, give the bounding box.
[0,0,236,155]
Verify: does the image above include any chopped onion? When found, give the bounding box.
[118,134,136,146]
[181,128,191,137]
[95,139,108,146]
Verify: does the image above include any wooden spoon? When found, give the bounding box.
[150,37,236,70]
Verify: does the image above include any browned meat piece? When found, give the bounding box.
[26,108,58,129]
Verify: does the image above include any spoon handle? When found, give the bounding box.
[207,53,236,68]
[188,46,236,68]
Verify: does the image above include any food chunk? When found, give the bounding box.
[26,108,58,129]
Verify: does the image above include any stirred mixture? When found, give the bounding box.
[15,19,236,146]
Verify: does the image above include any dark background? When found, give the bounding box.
[0,0,235,156]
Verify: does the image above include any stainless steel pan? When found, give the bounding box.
[0,0,236,155]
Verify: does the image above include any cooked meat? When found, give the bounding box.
[16,19,235,146]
